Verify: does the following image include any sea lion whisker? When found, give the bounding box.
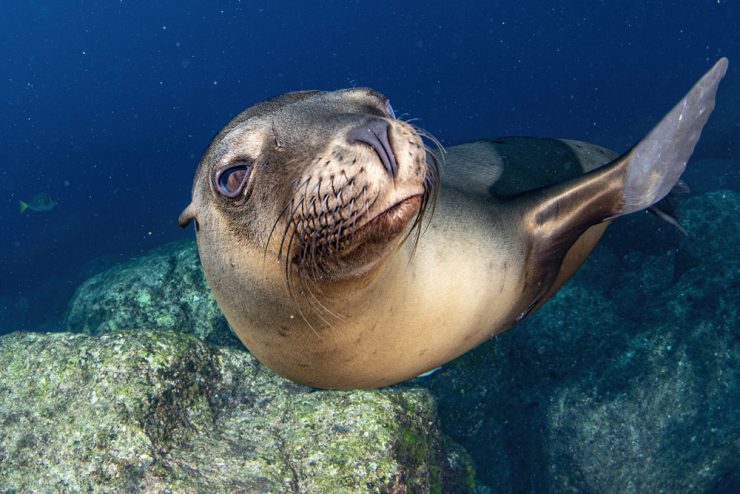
[411,124,447,156]
[267,175,312,259]
[279,197,307,260]
[300,222,312,262]
[299,181,323,262]
[297,269,322,307]
[335,218,344,252]
[308,216,320,269]
[402,204,425,259]
[397,146,441,258]
[303,194,321,269]
[296,221,307,264]
[330,175,338,196]
[299,178,318,226]
[301,274,347,324]
[298,180,321,262]
[311,178,322,218]
[277,217,294,262]
[278,177,311,259]
[362,186,369,221]
[291,286,325,341]
[329,206,341,237]
[308,226,320,274]
[267,198,298,259]
[284,227,300,300]
[298,282,334,333]
[319,191,330,219]
[336,189,345,219]
[349,197,358,235]
[421,145,442,225]
[320,194,332,252]
[287,228,326,315]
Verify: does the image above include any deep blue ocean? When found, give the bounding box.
[1,1,737,331]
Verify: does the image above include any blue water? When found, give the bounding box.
[1,1,737,330]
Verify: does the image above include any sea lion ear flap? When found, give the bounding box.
[178,202,197,228]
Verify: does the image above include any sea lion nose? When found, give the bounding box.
[347,118,398,177]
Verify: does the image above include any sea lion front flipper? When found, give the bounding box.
[515,58,728,319]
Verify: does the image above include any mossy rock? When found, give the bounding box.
[0,329,474,493]
[62,240,238,347]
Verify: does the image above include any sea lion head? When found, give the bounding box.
[180,88,440,294]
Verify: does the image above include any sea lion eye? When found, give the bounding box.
[215,161,252,197]
[385,100,396,119]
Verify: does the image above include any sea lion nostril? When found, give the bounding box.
[347,118,398,177]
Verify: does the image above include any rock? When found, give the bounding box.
[62,240,238,347]
[547,314,739,494]
[414,190,739,493]
[0,329,474,493]
[682,159,740,195]
[676,190,740,270]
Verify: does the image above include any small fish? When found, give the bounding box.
[19,193,57,213]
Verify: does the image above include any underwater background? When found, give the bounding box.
[1,1,738,493]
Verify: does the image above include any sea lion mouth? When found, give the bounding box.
[287,193,423,270]
[347,195,423,248]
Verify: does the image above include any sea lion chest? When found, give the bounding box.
[219,186,528,389]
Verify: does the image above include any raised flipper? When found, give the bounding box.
[620,58,728,214]
[515,58,728,320]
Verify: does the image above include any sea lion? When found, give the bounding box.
[179,58,727,389]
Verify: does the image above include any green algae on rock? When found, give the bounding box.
[0,329,474,493]
[62,240,237,347]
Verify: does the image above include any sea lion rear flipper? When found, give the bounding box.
[516,58,727,319]
[618,58,727,215]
